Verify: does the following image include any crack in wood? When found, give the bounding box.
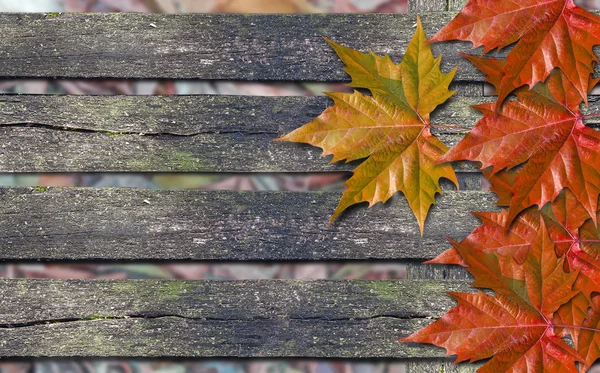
[0,313,427,329]
[0,122,277,137]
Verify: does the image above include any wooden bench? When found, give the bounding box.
[4,1,596,371]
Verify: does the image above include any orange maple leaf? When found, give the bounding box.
[277,16,457,233]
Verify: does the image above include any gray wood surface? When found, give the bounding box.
[1,12,591,81]
[0,6,521,365]
[407,361,479,373]
[0,278,469,357]
[0,187,498,261]
[0,94,493,172]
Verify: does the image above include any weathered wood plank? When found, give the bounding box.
[0,94,489,172]
[0,279,468,357]
[0,13,469,80]
[0,188,498,261]
[2,12,598,81]
[409,0,467,14]
[4,93,600,172]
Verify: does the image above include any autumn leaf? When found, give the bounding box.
[428,191,600,372]
[407,2,600,371]
[429,209,538,266]
[432,190,600,300]
[555,293,600,372]
[559,196,600,301]
[403,292,580,372]
[403,220,583,372]
[438,70,600,224]
[442,218,578,313]
[523,220,580,319]
[428,0,600,108]
[276,16,458,233]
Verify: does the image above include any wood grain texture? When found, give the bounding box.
[3,12,598,81]
[0,93,524,172]
[0,187,498,261]
[407,361,479,373]
[0,279,468,357]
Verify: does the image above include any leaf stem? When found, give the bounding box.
[582,113,600,119]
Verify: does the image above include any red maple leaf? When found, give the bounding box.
[403,220,583,372]
[429,190,600,371]
[428,0,600,108]
[438,61,600,224]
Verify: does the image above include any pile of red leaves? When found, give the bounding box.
[279,0,600,371]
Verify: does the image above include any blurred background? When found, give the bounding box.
[0,0,598,373]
